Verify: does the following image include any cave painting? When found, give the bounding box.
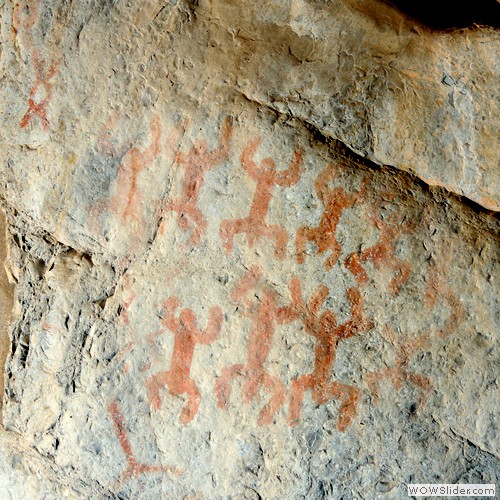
[296,165,366,270]
[288,282,372,431]
[365,326,431,406]
[108,399,180,488]
[108,115,162,226]
[215,266,300,425]
[146,297,222,424]
[166,117,232,245]
[220,138,302,259]
[14,0,59,130]
[345,199,412,295]
[424,244,464,339]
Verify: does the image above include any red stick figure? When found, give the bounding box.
[19,51,58,130]
[288,283,372,431]
[345,201,412,295]
[365,326,431,406]
[14,1,59,131]
[146,297,222,424]
[296,166,366,269]
[108,399,180,488]
[108,115,162,225]
[215,266,299,425]
[166,117,232,245]
[220,139,302,259]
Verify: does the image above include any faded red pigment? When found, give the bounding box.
[220,138,302,259]
[14,1,59,130]
[166,117,232,245]
[365,326,431,406]
[146,297,222,424]
[424,245,464,339]
[109,115,162,225]
[288,282,372,431]
[296,166,365,270]
[108,399,180,488]
[215,266,299,425]
[345,201,412,295]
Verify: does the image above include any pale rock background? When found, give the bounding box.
[0,0,498,498]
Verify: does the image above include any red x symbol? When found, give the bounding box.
[19,53,58,130]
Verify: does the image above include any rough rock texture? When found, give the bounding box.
[0,0,498,498]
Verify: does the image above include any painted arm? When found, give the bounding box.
[141,114,162,164]
[160,296,181,332]
[275,149,302,187]
[231,266,261,310]
[336,287,372,340]
[204,117,233,168]
[239,138,262,180]
[196,306,223,344]
[314,164,339,202]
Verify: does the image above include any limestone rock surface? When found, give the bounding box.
[0,0,498,498]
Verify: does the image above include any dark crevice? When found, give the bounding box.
[382,0,500,30]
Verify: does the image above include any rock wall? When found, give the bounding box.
[0,0,498,498]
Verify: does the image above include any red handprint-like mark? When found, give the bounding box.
[220,139,302,259]
[146,297,222,424]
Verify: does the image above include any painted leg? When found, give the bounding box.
[265,223,289,260]
[219,218,247,253]
[242,370,261,404]
[258,372,285,426]
[327,381,360,432]
[288,374,314,427]
[180,378,202,424]
[323,238,342,270]
[296,226,315,264]
[345,253,368,285]
[388,260,411,295]
[146,370,172,410]
[214,364,245,409]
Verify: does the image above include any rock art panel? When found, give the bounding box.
[0,0,498,497]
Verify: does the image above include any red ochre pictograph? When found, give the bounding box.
[365,326,431,406]
[146,297,222,424]
[345,200,412,295]
[108,399,180,488]
[19,51,58,130]
[288,282,372,431]
[166,117,232,245]
[424,246,464,339]
[220,138,302,259]
[14,1,59,131]
[96,113,133,159]
[296,165,366,270]
[215,266,300,425]
[108,115,162,226]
